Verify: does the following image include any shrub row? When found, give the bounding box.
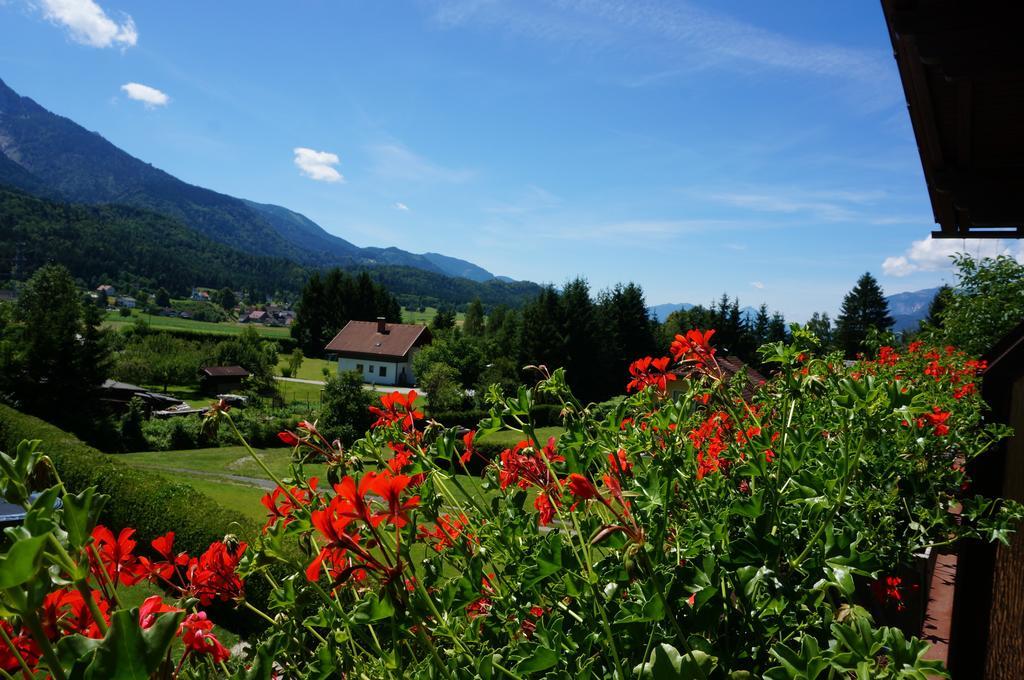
[118,325,298,354]
[140,408,299,452]
[0,404,274,634]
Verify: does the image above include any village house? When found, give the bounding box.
[116,296,136,309]
[325,318,431,387]
[96,284,116,297]
[190,287,210,302]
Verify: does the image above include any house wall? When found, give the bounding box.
[338,356,415,386]
[984,376,1024,678]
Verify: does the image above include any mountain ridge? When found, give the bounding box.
[0,77,506,284]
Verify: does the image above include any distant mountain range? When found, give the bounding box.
[651,287,941,332]
[0,77,505,284]
[649,302,759,323]
[886,287,941,332]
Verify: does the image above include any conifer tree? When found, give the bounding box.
[463,298,485,336]
[835,272,894,357]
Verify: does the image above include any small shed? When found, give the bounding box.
[200,366,250,395]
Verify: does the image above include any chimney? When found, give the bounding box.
[377,317,387,334]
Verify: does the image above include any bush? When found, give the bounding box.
[319,371,375,444]
[0,404,271,633]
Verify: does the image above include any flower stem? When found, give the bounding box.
[0,623,33,680]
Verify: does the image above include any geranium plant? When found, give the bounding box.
[0,329,1019,678]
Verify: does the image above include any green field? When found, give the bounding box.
[401,306,465,326]
[104,309,291,339]
[119,443,510,519]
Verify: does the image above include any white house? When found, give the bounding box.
[325,318,432,387]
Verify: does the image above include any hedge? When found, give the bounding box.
[0,404,274,634]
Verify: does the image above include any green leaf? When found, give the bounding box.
[515,645,558,674]
[0,533,48,588]
[633,643,717,679]
[351,593,395,624]
[62,488,107,549]
[65,608,183,680]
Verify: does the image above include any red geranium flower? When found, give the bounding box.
[369,390,423,431]
[179,612,230,663]
[260,478,318,532]
[185,541,247,606]
[138,595,181,629]
[277,430,300,447]
[90,525,146,587]
[460,430,476,465]
[626,356,677,393]
[566,473,599,500]
[365,470,421,528]
[670,329,717,366]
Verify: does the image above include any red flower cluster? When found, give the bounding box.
[180,612,231,663]
[370,390,423,431]
[670,329,716,368]
[261,478,318,531]
[418,513,474,552]
[307,470,421,584]
[877,346,900,367]
[626,356,676,393]
[689,411,731,480]
[498,438,565,526]
[0,620,39,673]
[870,575,918,612]
[917,407,951,437]
[146,532,246,606]
[41,588,110,639]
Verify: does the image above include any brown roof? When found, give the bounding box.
[882,0,1024,238]
[325,321,431,361]
[671,355,766,402]
[201,366,250,377]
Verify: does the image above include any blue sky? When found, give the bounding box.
[3,0,1021,321]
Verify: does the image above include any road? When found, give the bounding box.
[274,376,423,395]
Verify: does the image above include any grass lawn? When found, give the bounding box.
[120,446,323,482]
[118,444,508,522]
[276,354,332,381]
[104,310,291,339]
[476,426,564,445]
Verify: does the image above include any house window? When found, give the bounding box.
[379,366,387,378]
[356,363,363,372]
[368,365,375,374]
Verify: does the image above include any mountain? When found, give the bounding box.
[649,303,695,322]
[0,186,306,295]
[0,185,541,308]
[0,77,501,282]
[886,287,941,332]
[420,252,495,282]
[649,302,760,323]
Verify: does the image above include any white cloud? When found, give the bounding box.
[37,0,137,48]
[750,281,764,289]
[394,202,410,211]
[293,147,344,183]
[120,83,168,108]
[882,237,1024,277]
[432,0,894,90]
[706,187,886,223]
[367,143,474,183]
